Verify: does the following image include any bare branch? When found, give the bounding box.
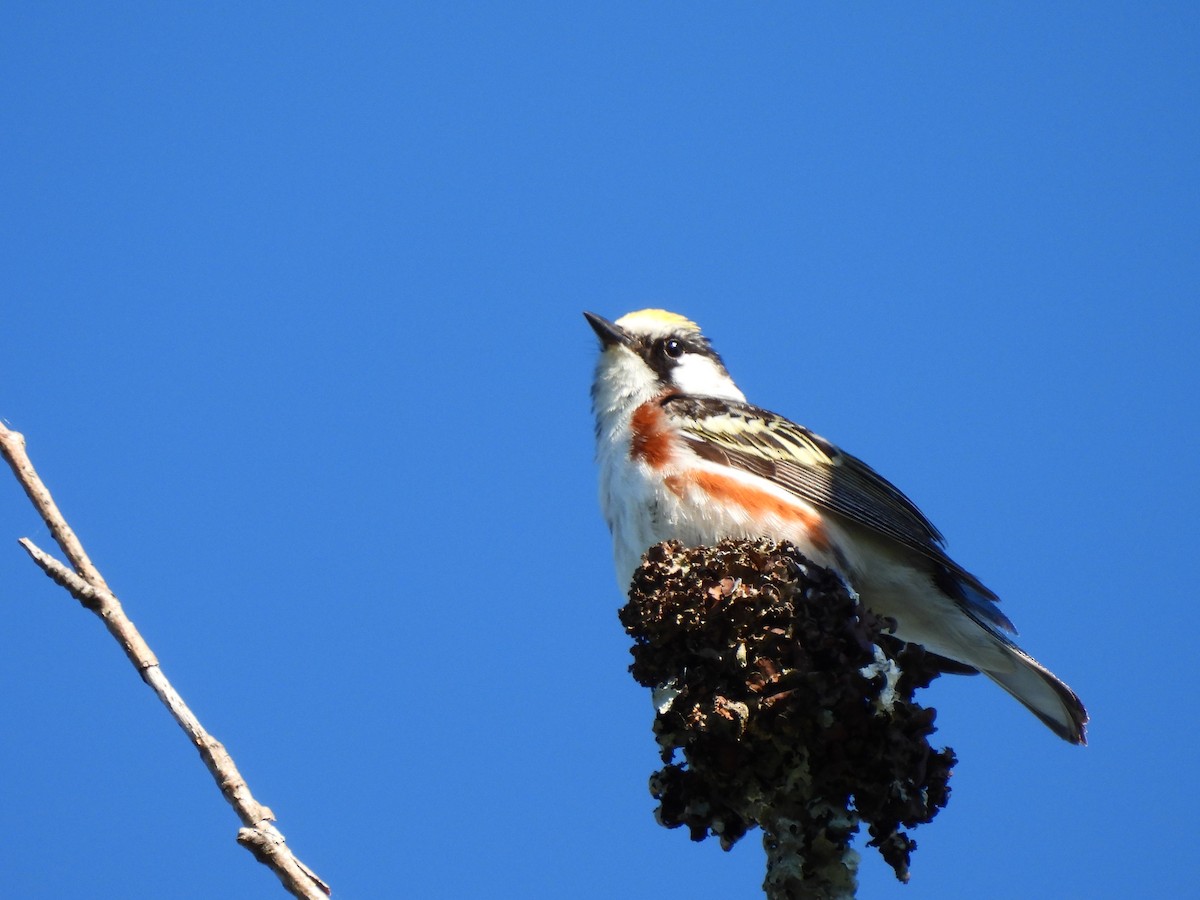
[19,538,160,671]
[1,422,331,899]
[2,426,110,590]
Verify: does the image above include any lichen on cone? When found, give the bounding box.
[618,539,957,888]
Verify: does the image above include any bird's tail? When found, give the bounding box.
[979,635,1088,744]
[878,578,1089,744]
[851,551,1088,743]
[950,579,1089,745]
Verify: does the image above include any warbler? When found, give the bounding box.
[585,308,1087,744]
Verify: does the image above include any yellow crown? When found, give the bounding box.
[615,308,701,334]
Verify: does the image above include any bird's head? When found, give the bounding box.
[584,309,745,417]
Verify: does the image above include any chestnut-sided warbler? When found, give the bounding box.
[586,308,1087,744]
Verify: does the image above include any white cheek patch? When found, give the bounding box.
[672,354,747,401]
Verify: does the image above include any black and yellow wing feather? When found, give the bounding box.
[662,394,1008,619]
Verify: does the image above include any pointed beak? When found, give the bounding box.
[584,311,633,350]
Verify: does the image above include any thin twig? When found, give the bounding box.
[1,422,331,899]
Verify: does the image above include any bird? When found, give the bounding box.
[585,308,1088,744]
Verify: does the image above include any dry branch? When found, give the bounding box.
[1,423,330,899]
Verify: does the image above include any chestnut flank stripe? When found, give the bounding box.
[629,401,675,468]
[665,470,831,552]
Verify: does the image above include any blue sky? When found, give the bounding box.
[2,4,1196,898]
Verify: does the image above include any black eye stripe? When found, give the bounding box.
[637,333,727,382]
[649,335,706,358]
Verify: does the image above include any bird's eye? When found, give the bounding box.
[663,338,683,359]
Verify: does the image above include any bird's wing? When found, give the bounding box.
[663,394,1003,607]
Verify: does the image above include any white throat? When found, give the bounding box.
[591,346,662,422]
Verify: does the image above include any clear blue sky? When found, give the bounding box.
[2,5,1196,898]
